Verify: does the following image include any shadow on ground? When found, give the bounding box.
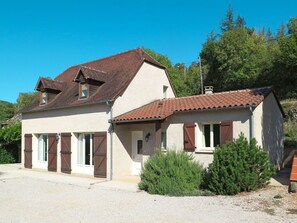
[272,168,291,186]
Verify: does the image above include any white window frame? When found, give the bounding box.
[79,83,89,99]
[40,92,47,105]
[77,133,94,166]
[38,134,48,162]
[200,123,221,152]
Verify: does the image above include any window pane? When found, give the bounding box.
[161,132,167,149]
[43,135,48,162]
[38,135,42,161]
[77,134,83,165]
[213,124,221,147]
[204,125,210,147]
[85,134,91,165]
[137,140,143,154]
[91,134,94,166]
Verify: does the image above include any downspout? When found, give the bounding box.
[107,100,114,181]
[249,106,254,140]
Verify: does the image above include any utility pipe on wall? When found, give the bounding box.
[107,100,114,181]
[249,106,254,140]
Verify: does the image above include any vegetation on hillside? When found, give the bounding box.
[146,8,297,100]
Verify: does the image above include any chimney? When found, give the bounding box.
[204,86,214,94]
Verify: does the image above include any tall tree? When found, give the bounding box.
[220,7,235,33]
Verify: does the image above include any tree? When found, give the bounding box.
[0,100,16,123]
[220,7,235,33]
[16,92,38,111]
[201,27,269,91]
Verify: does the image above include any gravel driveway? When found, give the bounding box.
[0,164,296,223]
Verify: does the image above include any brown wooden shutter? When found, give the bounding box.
[221,121,233,145]
[61,133,72,174]
[184,123,196,152]
[94,132,107,178]
[24,134,33,169]
[48,134,57,172]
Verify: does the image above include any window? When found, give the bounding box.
[77,133,94,166]
[40,92,47,105]
[202,124,220,150]
[161,132,167,150]
[38,134,48,162]
[163,85,168,98]
[79,84,88,99]
[137,140,143,154]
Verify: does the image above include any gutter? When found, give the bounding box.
[249,106,254,139]
[106,100,114,181]
[174,104,257,114]
[111,117,163,124]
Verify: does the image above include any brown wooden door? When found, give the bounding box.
[94,132,107,178]
[61,133,72,174]
[184,123,196,152]
[24,134,32,169]
[48,134,57,172]
[221,121,233,145]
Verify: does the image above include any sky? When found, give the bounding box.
[0,0,296,103]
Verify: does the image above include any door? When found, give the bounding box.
[61,133,72,174]
[48,134,57,172]
[131,131,143,175]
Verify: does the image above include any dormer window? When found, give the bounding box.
[40,92,47,105]
[79,83,89,99]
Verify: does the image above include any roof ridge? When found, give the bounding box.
[162,86,273,101]
[55,47,142,80]
[80,65,107,74]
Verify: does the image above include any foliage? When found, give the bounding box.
[0,147,15,164]
[0,122,21,145]
[284,118,297,147]
[0,100,16,124]
[0,122,21,163]
[16,92,38,112]
[139,150,204,196]
[207,134,275,195]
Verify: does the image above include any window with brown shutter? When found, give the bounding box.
[183,123,196,152]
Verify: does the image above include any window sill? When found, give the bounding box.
[195,150,214,154]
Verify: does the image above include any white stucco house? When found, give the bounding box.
[22,48,284,180]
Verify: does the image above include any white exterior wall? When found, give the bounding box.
[112,62,175,116]
[162,108,251,167]
[262,93,284,167]
[22,104,111,178]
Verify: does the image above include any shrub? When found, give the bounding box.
[0,147,15,164]
[139,150,204,196]
[207,134,275,195]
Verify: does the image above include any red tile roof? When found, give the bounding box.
[22,48,171,113]
[113,87,275,123]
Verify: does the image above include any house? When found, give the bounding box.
[21,48,284,180]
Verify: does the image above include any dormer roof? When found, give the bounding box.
[35,77,64,93]
[74,66,107,83]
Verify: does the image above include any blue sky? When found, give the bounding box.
[1,0,296,103]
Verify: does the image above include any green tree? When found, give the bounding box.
[16,92,38,111]
[0,100,16,123]
[201,27,269,91]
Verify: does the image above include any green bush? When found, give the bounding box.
[207,134,275,195]
[139,150,204,196]
[0,147,15,164]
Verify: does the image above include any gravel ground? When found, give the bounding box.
[0,164,297,223]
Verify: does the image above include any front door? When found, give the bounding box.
[131,131,143,175]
